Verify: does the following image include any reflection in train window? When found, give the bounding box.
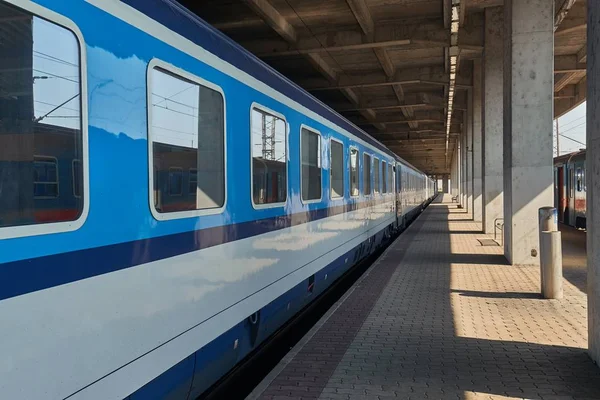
[373,157,380,194]
[188,168,197,195]
[387,163,393,193]
[350,147,359,197]
[301,127,321,201]
[0,3,83,228]
[576,168,582,192]
[363,153,371,195]
[330,140,344,198]
[72,159,82,198]
[251,107,287,205]
[168,168,183,196]
[150,66,225,213]
[33,157,59,198]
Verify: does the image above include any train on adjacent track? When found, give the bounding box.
[554,149,586,229]
[0,0,436,399]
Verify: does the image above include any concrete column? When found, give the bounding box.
[467,90,473,214]
[587,0,600,365]
[482,6,504,234]
[461,127,467,209]
[503,0,554,265]
[472,60,483,223]
[442,175,449,193]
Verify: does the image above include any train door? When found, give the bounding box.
[557,166,565,223]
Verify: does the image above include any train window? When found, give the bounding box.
[251,106,287,206]
[363,153,372,195]
[387,164,393,193]
[382,161,387,193]
[350,147,359,197]
[0,3,84,230]
[373,157,380,194]
[330,139,344,198]
[576,168,583,192]
[150,65,225,214]
[301,127,322,201]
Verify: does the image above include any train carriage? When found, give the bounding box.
[0,0,435,399]
[554,149,586,229]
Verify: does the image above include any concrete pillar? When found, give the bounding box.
[587,0,600,365]
[503,0,554,265]
[482,6,504,234]
[461,127,467,209]
[472,60,483,223]
[466,89,473,214]
[442,175,449,193]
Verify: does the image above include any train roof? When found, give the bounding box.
[120,0,425,175]
[554,149,586,165]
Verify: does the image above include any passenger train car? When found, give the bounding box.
[0,0,436,399]
[554,149,586,229]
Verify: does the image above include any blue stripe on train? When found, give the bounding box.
[0,199,389,301]
[127,227,390,400]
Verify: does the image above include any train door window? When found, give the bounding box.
[576,168,582,192]
[330,139,344,198]
[72,159,82,198]
[363,153,371,195]
[0,3,85,232]
[382,161,387,193]
[149,63,225,215]
[300,127,321,201]
[373,157,380,194]
[251,106,287,206]
[569,168,575,198]
[350,147,359,197]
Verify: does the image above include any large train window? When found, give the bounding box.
[363,153,372,195]
[330,139,344,198]
[0,2,85,232]
[300,126,322,202]
[373,157,380,194]
[149,63,225,216]
[350,147,359,197]
[251,106,287,206]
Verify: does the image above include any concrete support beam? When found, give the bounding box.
[482,6,504,235]
[503,0,554,265]
[472,59,483,222]
[587,0,600,366]
[443,175,449,193]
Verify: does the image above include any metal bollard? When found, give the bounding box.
[540,231,563,299]
[538,207,558,292]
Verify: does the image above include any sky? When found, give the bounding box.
[555,101,586,157]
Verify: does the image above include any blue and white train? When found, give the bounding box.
[0,0,436,399]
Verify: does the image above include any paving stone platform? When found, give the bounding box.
[247,195,600,400]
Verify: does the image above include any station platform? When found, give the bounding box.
[248,194,600,400]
